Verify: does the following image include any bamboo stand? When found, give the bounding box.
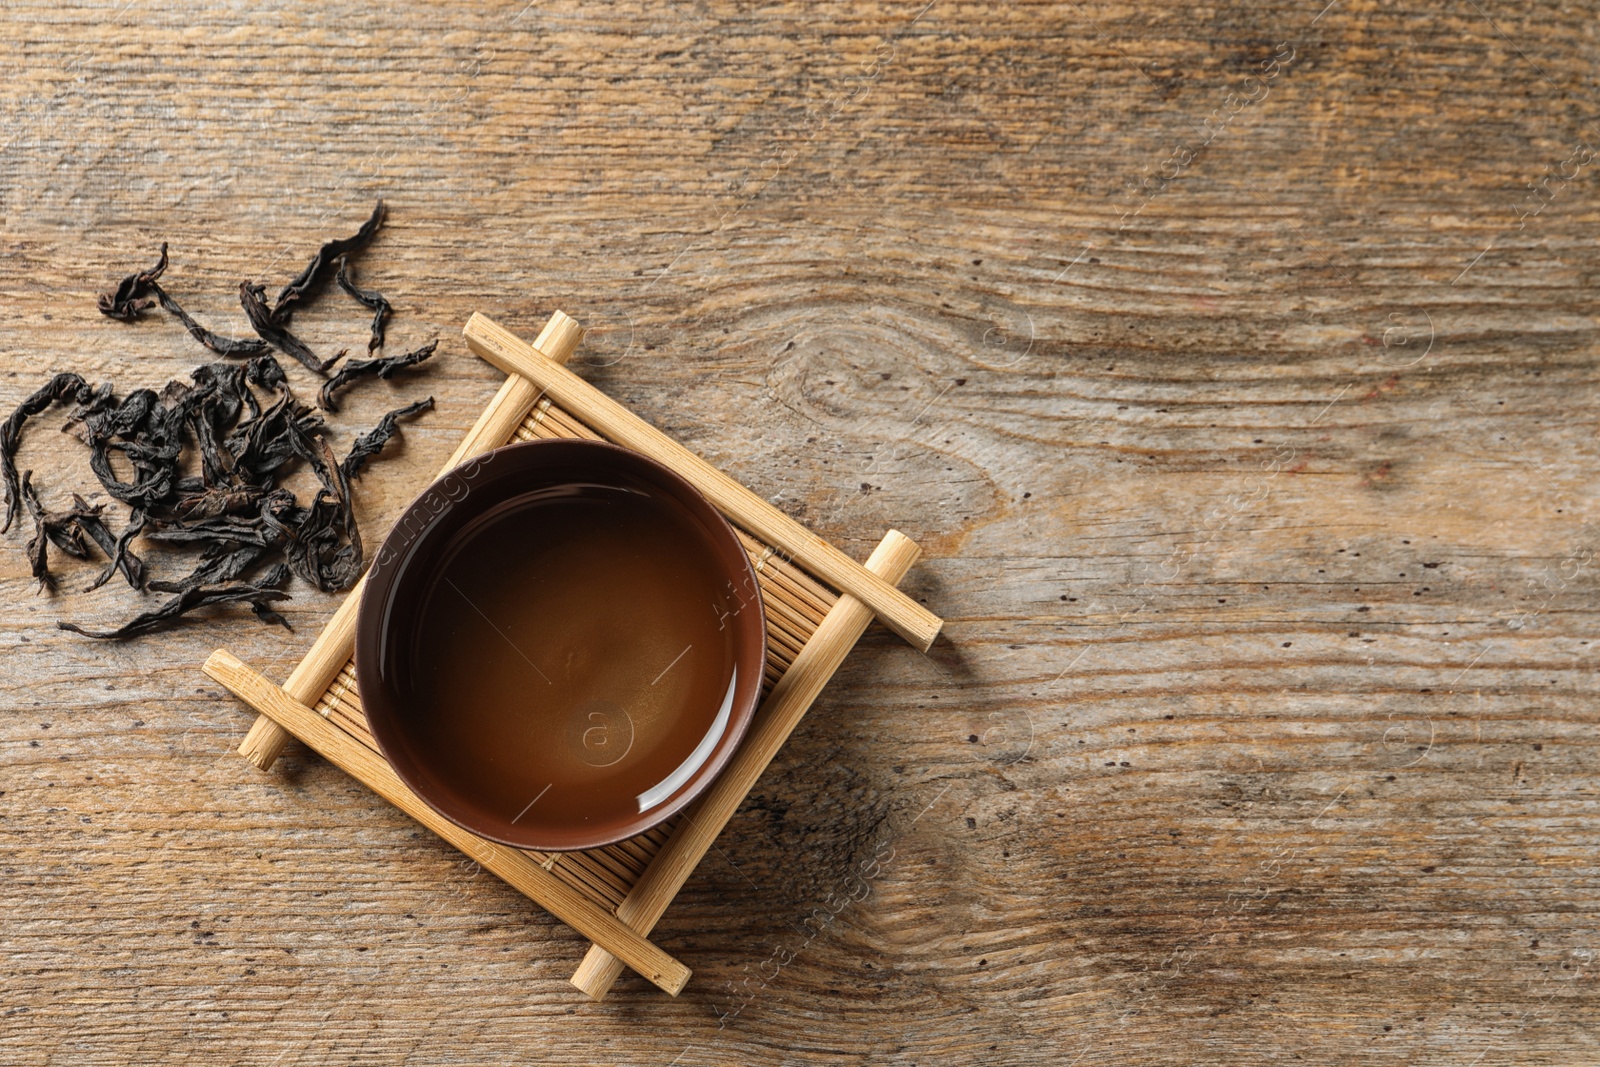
[203,310,942,999]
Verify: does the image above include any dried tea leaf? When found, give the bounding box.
[145,514,284,548]
[2,372,93,533]
[21,201,433,640]
[17,473,108,593]
[334,255,391,355]
[20,472,55,591]
[341,397,434,480]
[240,282,342,375]
[252,600,292,629]
[59,381,116,441]
[148,540,269,595]
[97,243,169,320]
[81,504,146,592]
[67,387,152,445]
[272,201,385,324]
[171,485,265,522]
[224,387,324,483]
[150,282,272,358]
[41,497,99,560]
[58,569,291,639]
[83,380,195,512]
[186,361,269,492]
[317,340,437,412]
[280,434,364,592]
[245,354,287,395]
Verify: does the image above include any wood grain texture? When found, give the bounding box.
[2,1,1598,1065]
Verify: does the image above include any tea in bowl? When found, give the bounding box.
[355,438,766,851]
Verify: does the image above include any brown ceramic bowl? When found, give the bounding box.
[355,438,766,852]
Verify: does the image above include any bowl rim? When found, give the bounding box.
[354,437,767,852]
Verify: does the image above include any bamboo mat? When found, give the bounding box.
[202,310,937,1000]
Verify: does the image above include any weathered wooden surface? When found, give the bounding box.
[2,1,1598,1063]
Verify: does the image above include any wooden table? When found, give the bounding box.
[2,2,1596,1063]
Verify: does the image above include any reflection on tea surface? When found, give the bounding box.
[400,483,739,833]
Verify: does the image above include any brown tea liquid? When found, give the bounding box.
[404,483,741,836]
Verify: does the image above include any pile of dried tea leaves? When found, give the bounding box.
[2,201,439,638]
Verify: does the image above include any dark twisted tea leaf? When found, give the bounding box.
[146,514,284,548]
[171,486,265,522]
[18,472,101,591]
[21,471,54,591]
[334,255,391,355]
[149,282,272,358]
[41,497,100,561]
[225,388,325,483]
[71,494,119,584]
[58,570,291,639]
[2,372,93,533]
[112,390,158,436]
[317,340,438,412]
[272,201,385,325]
[20,200,431,638]
[88,440,177,510]
[97,243,169,320]
[248,563,293,629]
[255,488,304,557]
[191,361,253,433]
[256,562,290,589]
[84,380,198,511]
[245,354,287,396]
[341,397,433,480]
[80,503,146,592]
[185,362,256,490]
[240,282,342,375]
[60,381,116,441]
[65,388,157,448]
[281,434,364,592]
[252,601,292,630]
[269,433,362,592]
[149,541,269,595]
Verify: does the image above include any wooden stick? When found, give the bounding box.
[236,311,585,771]
[463,313,943,653]
[568,529,921,1000]
[204,649,691,996]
